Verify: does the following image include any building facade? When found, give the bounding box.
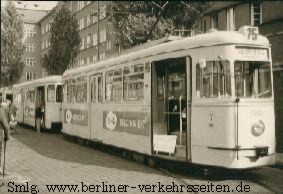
[39,1,119,70]
[16,8,48,82]
[194,0,283,152]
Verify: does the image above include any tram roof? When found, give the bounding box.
[63,29,270,78]
[13,76,62,89]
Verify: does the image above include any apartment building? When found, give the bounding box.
[193,0,283,152]
[39,1,119,69]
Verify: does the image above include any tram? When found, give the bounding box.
[0,87,13,103]
[62,26,275,169]
[13,76,63,131]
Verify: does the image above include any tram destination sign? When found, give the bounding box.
[103,111,150,136]
[236,47,269,61]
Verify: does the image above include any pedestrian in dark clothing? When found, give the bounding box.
[0,107,10,175]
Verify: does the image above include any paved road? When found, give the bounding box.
[0,126,275,193]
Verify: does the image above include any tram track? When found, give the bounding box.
[158,167,199,194]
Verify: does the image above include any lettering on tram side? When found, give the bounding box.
[64,109,88,126]
[103,111,150,136]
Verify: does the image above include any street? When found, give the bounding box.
[0,126,282,194]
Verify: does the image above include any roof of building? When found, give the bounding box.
[63,28,270,78]
[16,8,48,23]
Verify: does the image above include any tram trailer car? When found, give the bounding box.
[13,76,63,131]
[62,26,275,169]
[0,87,13,103]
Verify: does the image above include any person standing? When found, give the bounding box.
[0,106,10,175]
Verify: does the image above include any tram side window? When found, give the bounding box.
[235,61,271,98]
[90,76,97,102]
[98,76,103,102]
[196,60,231,98]
[76,76,87,103]
[26,90,35,102]
[56,85,63,102]
[105,70,122,101]
[123,64,144,101]
[66,79,77,103]
[47,85,56,102]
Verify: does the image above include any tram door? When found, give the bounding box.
[36,86,45,128]
[152,57,191,160]
[89,74,103,141]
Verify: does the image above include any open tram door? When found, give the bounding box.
[152,57,192,160]
[35,86,45,129]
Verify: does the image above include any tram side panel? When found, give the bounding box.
[102,103,152,155]
[23,90,36,127]
[191,103,236,166]
[62,103,90,139]
[45,102,62,130]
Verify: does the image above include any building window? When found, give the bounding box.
[42,71,48,77]
[41,41,45,50]
[201,20,206,32]
[87,14,91,26]
[211,14,218,29]
[26,29,36,37]
[92,10,98,23]
[26,58,36,66]
[106,41,112,50]
[99,28,106,43]
[25,44,36,52]
[87,57,90,64]
[41,26,44,35]
[81,38,84,50]
[251,1,262,26]
[78,1,84,11]
[227,7,235,31]
[100,52,105,60]
[93,55,97,62]
[99,5,107,19]
[93,33,98,46]
[87,34,92,48]
[46,39,49,48]
[26,72,36,81]
[87,1,91,5]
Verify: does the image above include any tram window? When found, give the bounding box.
[66,79,77,103]
[90,76,97,102]
[47,85,56,102]
[105,69,122,101]
[235,61,271,98]
[56,85,63,102]
[123,64,144,101]
[26,90,35,102]
[76,76,87,103]
[197,60,231,98]
[98,76,103,102]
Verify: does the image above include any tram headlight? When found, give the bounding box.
[251,120,265,136]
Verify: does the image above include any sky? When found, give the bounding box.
[1,1,58,10]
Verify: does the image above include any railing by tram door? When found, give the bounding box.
[165,94,186,146]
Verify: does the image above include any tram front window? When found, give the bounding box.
[235,61,271,98]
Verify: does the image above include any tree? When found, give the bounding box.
[108,1,210,49]
[1,1,25,87]
[42,4,81,75]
